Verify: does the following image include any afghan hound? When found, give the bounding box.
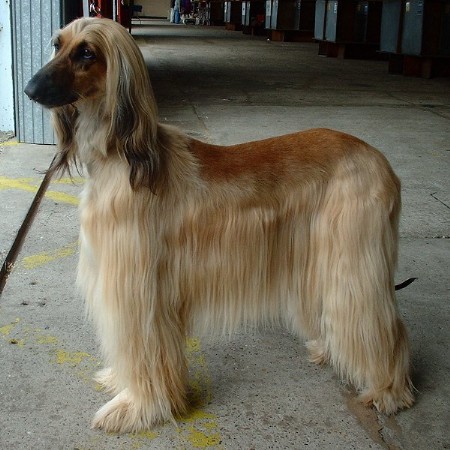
[25,18,414,433]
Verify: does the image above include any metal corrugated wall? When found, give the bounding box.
[13,0,61,144]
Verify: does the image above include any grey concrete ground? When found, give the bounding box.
[0,20,449,450]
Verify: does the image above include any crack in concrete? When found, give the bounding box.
[192,105,212,142]
[430,192,450,210]
[343,387,406,449]
[377,413,406,450]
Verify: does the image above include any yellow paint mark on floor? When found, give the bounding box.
[0,140,18,146]
[187,337,202,353]
[135,430,159,440]
[45,189,79,205]
[0,318,20,336]
[0,176,79,205]
[177,338,223,448]
[185,427,221,447]
[52,177,84,185]
[128,430,160,449]
[0,320,103,402]
[36,334,59,345]
[22,241,78,270]
[9,338,25,347]
[55,350,92,367]
[183,409,217,423]
[186,337,213,405]
[0,176,37,192]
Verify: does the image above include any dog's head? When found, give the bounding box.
[25,18,107,108]
[24,18,160,190]
[25,18,154,111]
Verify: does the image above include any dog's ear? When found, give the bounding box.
[104,28,162,192]
[49,105,80,177]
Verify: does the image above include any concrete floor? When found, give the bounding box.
[1,20,449,449]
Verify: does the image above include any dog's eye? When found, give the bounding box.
[53,42,60,52]
[81,48,95,60]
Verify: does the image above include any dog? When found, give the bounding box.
[25,17,414,433]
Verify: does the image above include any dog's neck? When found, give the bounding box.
[74,100,111,169]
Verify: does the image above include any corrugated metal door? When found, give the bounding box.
[401,0,424,55]
[13,0,62,144]
[314,0,327,41]
[325,0,338,42]
[380,0,402,54]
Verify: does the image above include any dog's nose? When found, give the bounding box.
[23,68,78,108]
[24,76,42,102]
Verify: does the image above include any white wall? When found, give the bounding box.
[140,0,171,18]
[0,0,14,133]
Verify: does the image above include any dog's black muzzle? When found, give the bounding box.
[25,64,78,108]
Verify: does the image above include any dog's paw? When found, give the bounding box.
[359,384,415,415]
[92,389,173,433]
[92,389,146,433]
[94,367,119,394]
[305,339,329,365]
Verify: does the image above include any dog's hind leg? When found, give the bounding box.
[311,165,414,414]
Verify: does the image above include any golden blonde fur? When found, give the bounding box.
[25,18,414,433]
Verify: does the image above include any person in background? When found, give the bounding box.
[89,0,101,17]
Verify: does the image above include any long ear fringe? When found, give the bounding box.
[49,105,81,178]
[100,21,161,191]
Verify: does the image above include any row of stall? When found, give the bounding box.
[87,0,449,76]
[196,0,449,76]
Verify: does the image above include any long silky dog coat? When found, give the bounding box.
[25,18,414,432]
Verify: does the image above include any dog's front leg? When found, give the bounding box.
[83,246,188,433]
[78,193,190,433]
[91,308,189,433]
